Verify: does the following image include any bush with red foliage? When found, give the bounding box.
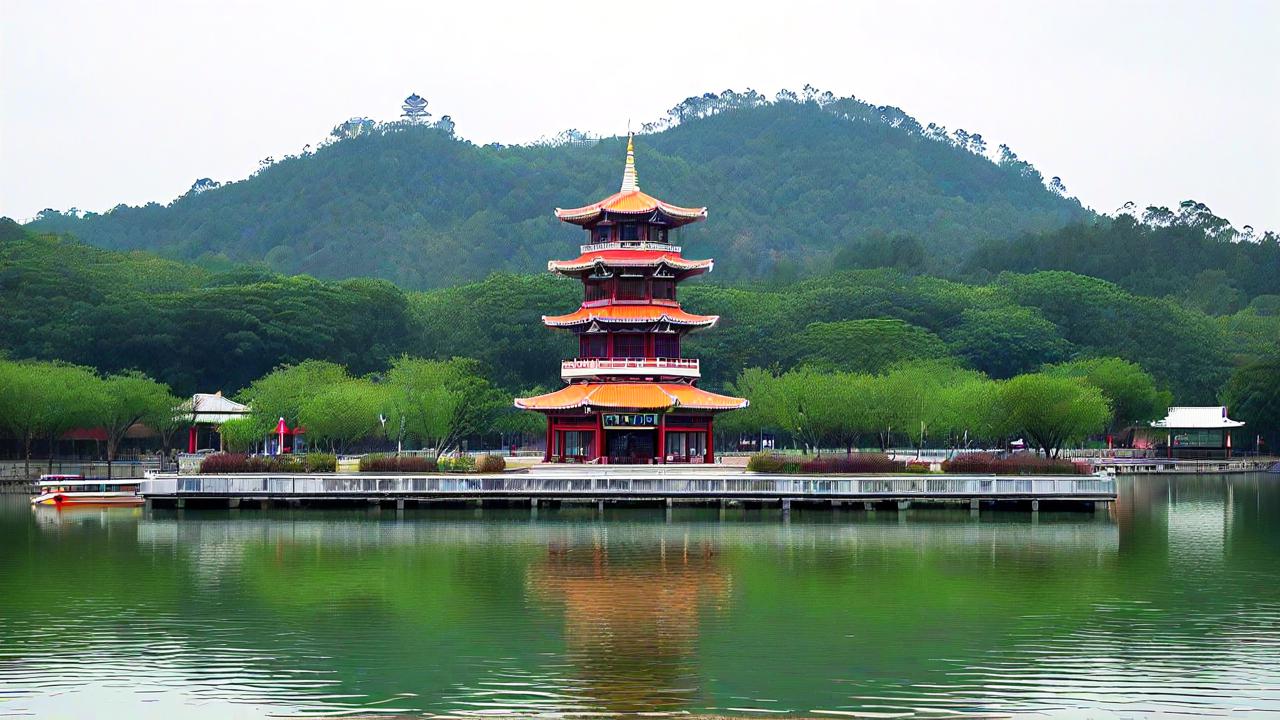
[358,454,439,472]
[794,454,907,474]
[941,453,1087,475]
[199,453,335,473]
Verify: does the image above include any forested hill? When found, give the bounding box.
[26,91,1088,288]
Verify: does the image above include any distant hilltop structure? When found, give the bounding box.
[401,93,430,122]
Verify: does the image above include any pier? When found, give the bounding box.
[139,465,1115,511]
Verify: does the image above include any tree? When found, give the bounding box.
[298,379,384,453]
[1045,357,1170,434]
[96,371,174,478]
[999,374,1111,458]
[1222,357,1280,452]
[219,416,268,453]
[945,307,1071,378]
[792,319,948,373]
[386,357,504,457]
[240,361,352,427]
[0,360,104,476]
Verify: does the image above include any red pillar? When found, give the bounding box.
[705,417,714,464]
[544,419,552,462]
[657,414,666,463]
[595,412,605,463]
[188,426,197,453]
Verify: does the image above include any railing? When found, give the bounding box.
[578,241,682,254]
[561,357,700,378]
[141,473,1116,498]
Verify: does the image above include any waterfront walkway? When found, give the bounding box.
[139,465,1115,511]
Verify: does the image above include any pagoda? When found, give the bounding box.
[516,136,747,464]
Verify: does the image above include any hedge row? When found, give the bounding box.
[940,453,1088,475]
[747,453,922,474]
[747,452,1089,475]
[356,453,506,473]
[200,453,336,474]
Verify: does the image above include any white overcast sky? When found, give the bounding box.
[2,0,1277,229]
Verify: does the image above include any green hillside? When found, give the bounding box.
[26,91,1087,288]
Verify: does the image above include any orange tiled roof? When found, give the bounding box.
[556,190,707,227]
[515,382,748,412]
[548,250,713,274]
[543,304,718,328]
[555,135,706,227]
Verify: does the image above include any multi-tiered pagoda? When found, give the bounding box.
[516,136,747,464]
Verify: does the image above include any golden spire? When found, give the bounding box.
[619,133,639,193]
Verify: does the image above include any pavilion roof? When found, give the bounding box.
[548,250,712,275]
[543,304,718,329]
[1150,406,1245,429]
[555,135,706,228]
[515,382,748,412]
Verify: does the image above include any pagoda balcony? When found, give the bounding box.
[561,357,700,380]
[579,240,682,254]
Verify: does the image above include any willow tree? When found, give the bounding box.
[299,379,384,454]
[96,371,177,478]
[0,360,104,476]
[386,356,504,457]
[999,374,1111,458]
[1045,357,1171,434]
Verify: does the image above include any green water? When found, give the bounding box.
[1,475,1278,719]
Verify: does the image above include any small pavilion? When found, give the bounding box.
[1150,406,1245,459]
[186,392,249,452]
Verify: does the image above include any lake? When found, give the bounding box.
[1,474,1277,719]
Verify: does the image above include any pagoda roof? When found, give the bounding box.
[543,304,718,329]
[515,382,748,412]
[548,250,713,275]
[555,135,707,228]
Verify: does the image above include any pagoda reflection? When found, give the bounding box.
[526,531,731,712]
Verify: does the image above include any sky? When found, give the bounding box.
[2,0,1277,229]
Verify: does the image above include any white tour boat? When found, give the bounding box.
[30,475,144,506]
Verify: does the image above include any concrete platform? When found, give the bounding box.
[139,466,1115,511]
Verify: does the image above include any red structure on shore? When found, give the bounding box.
[516,136,747,463]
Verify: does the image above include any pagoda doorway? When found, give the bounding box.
[606,430,656,464]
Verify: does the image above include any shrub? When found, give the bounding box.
[798,454,905,474]
[903,460,933,474]
[749,452,907,474]
[358,453,438,473]
[941,452,1088,475]
[474,455,506,473]
[303,453,336,473]
[199,453,329,473]
[438,455,475,473]
[747,452,787,472]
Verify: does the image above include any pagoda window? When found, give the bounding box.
[654,334,680,359]
[612,333,646,359]
[584,281,609,302]
[648,226,668,244]
[620,223,641,242]
[616,277,647,301]
[653,279,676,300]
[593,226,611,243]
[580,334,607,359]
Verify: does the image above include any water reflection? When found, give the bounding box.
[525,528,731,712]
[0,476,1277,718]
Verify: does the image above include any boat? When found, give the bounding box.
[30,475,144,506]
